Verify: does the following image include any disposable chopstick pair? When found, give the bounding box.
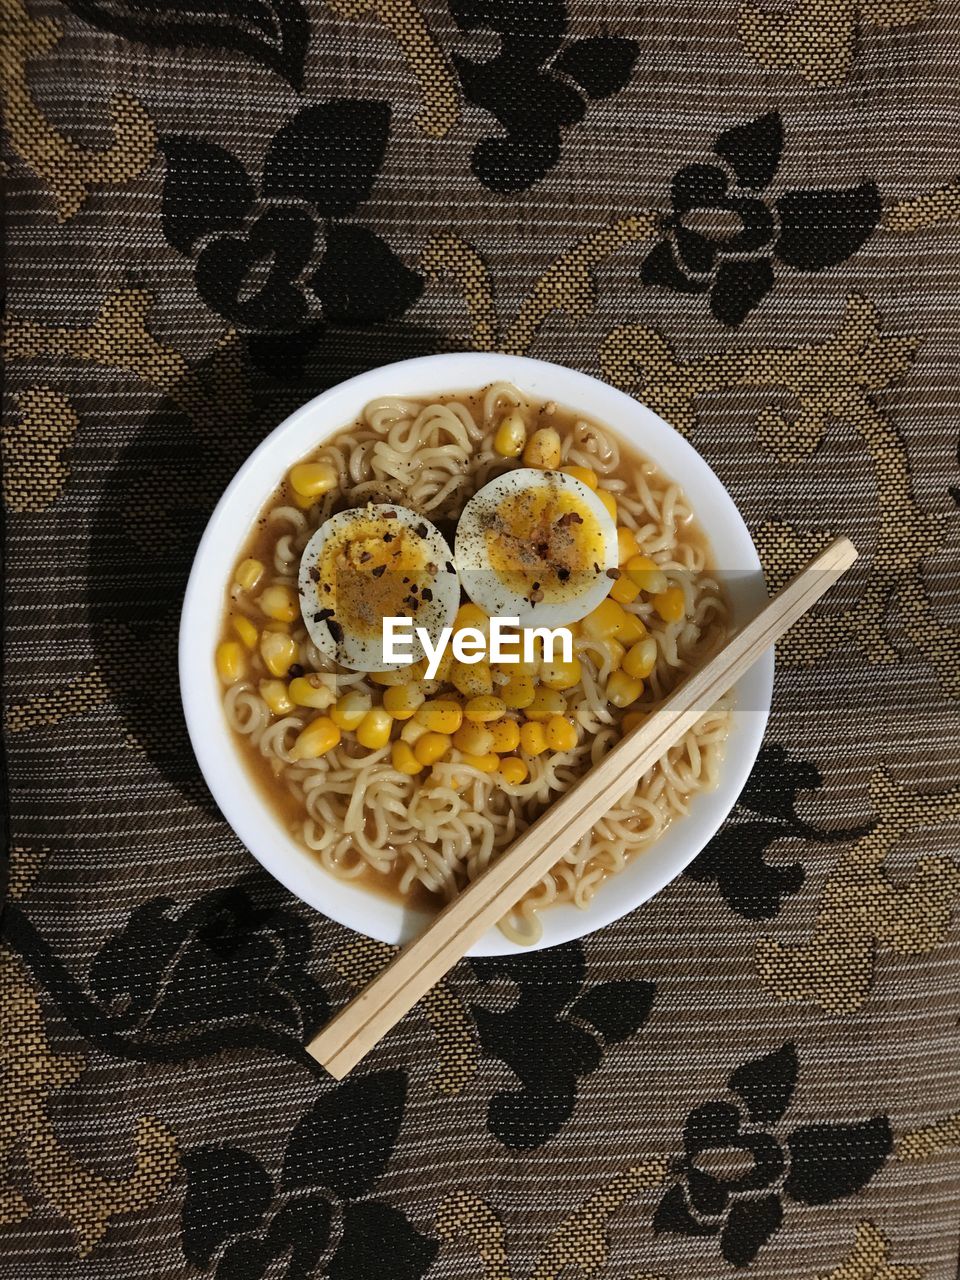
[307,536,858,1078]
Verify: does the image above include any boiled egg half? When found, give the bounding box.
[298,504,459,670]
[454,469,619,628]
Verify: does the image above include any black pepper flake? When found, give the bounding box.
[313,608,334,623]
[606,567,621,579]
[416,523,427,538]
[557,512,583,527]
[326,619,343,644]
[593,562,600,574]
[359,551,372,563]
[288,664,304,679]
[308,567,320,582]
[383,509,397,519]
[532,581,541,591]
[536,542,549,557]
[445,560,456,574]
[372,564,386,578]
[383,533,395,543]
[422,588,433,602]
[558,567,570,582]
[323,582,331,592]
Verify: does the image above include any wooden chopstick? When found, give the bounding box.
[307,536,858,1078]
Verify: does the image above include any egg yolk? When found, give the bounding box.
[316,515,431,640]
[482,482,608,603]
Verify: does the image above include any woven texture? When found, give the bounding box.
[3,0,960,1275]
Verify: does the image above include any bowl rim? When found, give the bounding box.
[180,352,773,955]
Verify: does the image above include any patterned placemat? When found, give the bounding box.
[3,0,960,1276]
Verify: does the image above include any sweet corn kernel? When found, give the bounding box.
[654,585,686,623]
[609,574,641,606]
[494,411,527,458]
[488,718,521,754]
[260,630,297,677]
[499,756,528,786]
[520,721,548,755]
[400,718,429,744]
[539,657,581,690]
[258,584,299,623]
[597,488,618,520]
[622,710,645,734]
[431,646,455,685]
[500,673,537,709]
[259,678,294,715]
[607,670,643,707]
[383,683,426,720]
[330,690,371,730]
[415,699,463,734]
[623,636,658,680]
[232,615,259,650]
[455,602,489,633]
[355,706,394,749]
[562,465,597,490]
[369,668,408,686]
[616,527,639,565]
[289,461,338,499]
[459,751,499,774]
[616,612,647,645]
[289,675,335,709]
[235,558,264,591]
[606,637,626,671]
[582,597,628,641]
[414,732,452,766]
[625,554,668,595]
[451,660,493,698]
[525,686,566,721]
[464,694,506,723]
[545,715,578,752]
[523,427,562,470]
[291,715,340,760]
[216,641,244,684]
[453,721,495,755]
[391,740,423,775]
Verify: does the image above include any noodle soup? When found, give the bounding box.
[216,385,730,944]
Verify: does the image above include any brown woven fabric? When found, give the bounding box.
[3,0,960,1276]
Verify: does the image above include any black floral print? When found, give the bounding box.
[655,1044,892,1266]
[181,1071,438,1280]
[470,943,655,1148]
[642,112,881,325]
[450,0,639,193]
[160,100,422,365]
[686,745,875,919]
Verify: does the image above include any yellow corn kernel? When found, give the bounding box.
[616,527,639,565]
[520,721,548,756]
[330,690,371,730]
[235,558,264,591]
[289,675,335,709]
[451,659,493,698]
[258,584,299,622]
[391,740,423,775]
[616,611,647,645]
[414,731,452,767]
[455,602,490,634]
[499,756,528,786]
[369,668,409,687]
[525,686,566,721]
[459,751,499,774]
[582,597,628,641]
[500,672,537,709]
[606,637,626,671]
[382,683,426,720]
[453,721,495,755]
[545,714,578,752]
[415,699,463,734]
[607,670,643,708]
[431,646,455,685]
[232,614,259,650]
[597,488,618,520]
[623,636,658,680]
[609,573,641,606]
[259,678,294,715]
[562,465,597,490]
[216,641,244,684]
[622,710,645,734]
[355,706,394,750]
[654,585,686,623]
[400,718,429,744]
[522,427,562,470]
[289,460,338,499]
[494,411,527,458]
[488,718,521,754]
[464,694,506,723]
[291,715,340,760]
[625,554,668,595]
[260,630,298,677]
[539,657,581,690]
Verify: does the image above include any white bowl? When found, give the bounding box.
[180,353,772,955]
